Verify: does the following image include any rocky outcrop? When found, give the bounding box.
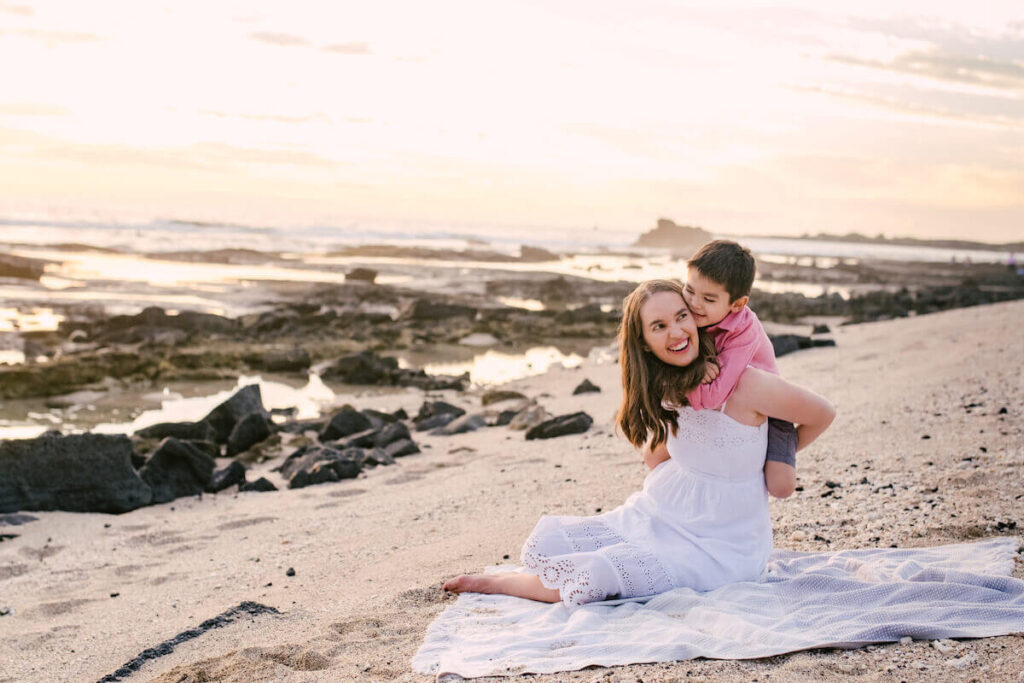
[320,350,467,391]
[525,412,594,440]
[0,253,46,280]
[572,379,601,395]
[138,438,216,504]
[0,433,152,513]
[279,446,363,489]
[201,385,269,444]
[631,219,712,255]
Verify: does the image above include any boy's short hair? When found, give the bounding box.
[687,240,756,302]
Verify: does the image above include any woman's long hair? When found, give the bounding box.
[615,279,717,449]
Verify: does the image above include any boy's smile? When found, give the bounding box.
[683,267,747,328]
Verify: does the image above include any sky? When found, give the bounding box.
[0,0,1022,242]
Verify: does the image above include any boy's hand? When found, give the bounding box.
[701,361,720,384]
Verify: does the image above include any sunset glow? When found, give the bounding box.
[1,0,1021,241]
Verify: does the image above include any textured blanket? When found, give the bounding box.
[413,538,1024,679]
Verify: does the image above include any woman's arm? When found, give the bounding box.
[642,440,671,470]
[732,368,836,451]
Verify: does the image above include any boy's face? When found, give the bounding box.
[684,267,748,328]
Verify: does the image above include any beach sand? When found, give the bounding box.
[1,300,1022,682]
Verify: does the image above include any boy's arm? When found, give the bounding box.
[687,324,764,410]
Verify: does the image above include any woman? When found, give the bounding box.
[444,279,835,606]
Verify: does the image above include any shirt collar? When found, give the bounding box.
[706,306,750,333]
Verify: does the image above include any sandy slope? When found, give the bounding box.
[0,300,1022,682]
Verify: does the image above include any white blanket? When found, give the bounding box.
[413,538,1024,679]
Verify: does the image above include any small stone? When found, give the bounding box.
[900,636,912,645]
[921,435,931,440]
[285,568,295,577]
[931,640,953,654]
[789,530,808,542]
[945,654,976,669]
[110,592,119,598]
[0,606,11,616]
[572,379,601,395]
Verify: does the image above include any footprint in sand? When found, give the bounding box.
[35,598,96,617]
[19,545,63,561]
[216,517,279,531]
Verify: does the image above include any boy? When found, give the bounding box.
[643,240,798,498]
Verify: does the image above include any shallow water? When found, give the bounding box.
[0,344,606,440]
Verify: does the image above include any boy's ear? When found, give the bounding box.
[730,295,749,312]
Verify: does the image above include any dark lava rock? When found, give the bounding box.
[361,408,399,425]
[525,412,594,440]
[360,447,395,468]
[0,434,152,514]
[321,350,467,391]
[415,401,465,423]
[770,334,834,357]
[384,439,420,459]
[135,421,215,442]
[226,413,272,457]
[414,413,460,432]
[201,384,268,444]
[247,348,311,372]
[346,267,377,283]
[209,461,246,493]
[280,446,362,489]
[572,379,601,395]
[334,428,380,449]
[138,438,215,504]
[239,477,277,493]
[401,298,477,321]
[373,421,411,448]
[275,418,328,434]
[0,513,38,526]
[321,350,399,385]
[320,407,373,441]
[286,567,296,577]
[186,439,221,459]
[481,389,527,406]
[812,324,831,334]
[494,409,518,426]
[770,334,805,358]
[0,253,46,280]
[431,414,487,435]
[290,461,339,488]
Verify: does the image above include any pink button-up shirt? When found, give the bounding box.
[686,306,778,411]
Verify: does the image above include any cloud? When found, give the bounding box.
[792,84,1024,130]
[0,28,101,44]
[829,47,1024,91]
[201,110,331,124]
[0,102,67,117]
[0,3,31,15]
[323,42,370,55]
[248,31,310,47]
[0,127,340,172]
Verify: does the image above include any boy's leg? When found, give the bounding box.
[765,418,797,498]
[766,418,797,466]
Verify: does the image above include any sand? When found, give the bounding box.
[1,300,1022,682]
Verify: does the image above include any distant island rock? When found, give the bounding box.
[632,219,712,256]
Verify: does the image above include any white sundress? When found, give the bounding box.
[521,405,772,607]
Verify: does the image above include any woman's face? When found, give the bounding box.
[639,290,699,367]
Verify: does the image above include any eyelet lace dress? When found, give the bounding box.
[521,406,772,608]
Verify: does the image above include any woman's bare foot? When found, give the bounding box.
[443,574,496,594]
[443,572,561,603]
